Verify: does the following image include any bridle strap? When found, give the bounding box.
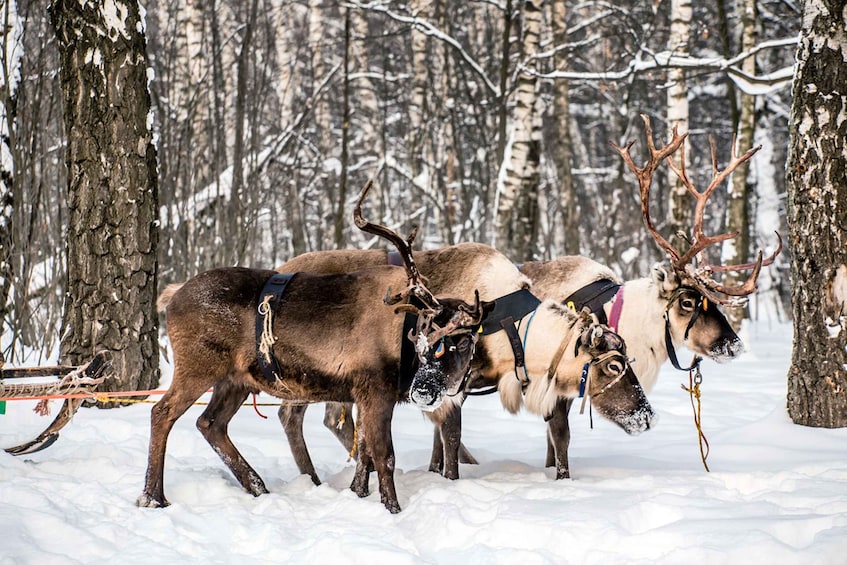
[664,288,704,372]
[578,351,628,415]
[543,329,574,384]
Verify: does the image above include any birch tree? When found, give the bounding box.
[550,0,578,255]
[666,0,692,251]
[0,0,22,347]
[722,0,758,330]
[51,0,159,395]
[785,0,847,428]
[494,0,543,260]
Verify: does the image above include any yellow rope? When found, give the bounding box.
[680,365,710,472]
[347,420,358,462]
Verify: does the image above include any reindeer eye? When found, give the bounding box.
[434,341,445,359]
[680,296,697,311]
[607,361,624,376]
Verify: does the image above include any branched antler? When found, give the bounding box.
[353,179,441,310]
[611,114,782,305]
[353,180,486,361]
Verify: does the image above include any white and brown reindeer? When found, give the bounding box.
[521,114,782,477]
[137,181,489,514]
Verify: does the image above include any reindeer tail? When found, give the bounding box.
[157,283,185,312]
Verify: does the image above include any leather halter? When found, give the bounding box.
[663,287,704,372]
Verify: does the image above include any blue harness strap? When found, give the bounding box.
[255,273,297,383]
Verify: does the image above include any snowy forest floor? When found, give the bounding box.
[2,320,847,564]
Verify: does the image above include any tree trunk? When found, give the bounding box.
[666,0,692,252]
[230,0,258,264]
[551,0,579,256]
[0,0,22,344]
[785,0,847,427]
[722,0,757,330]
[494,0,543,260]
[335,8,350,249]
[50,0,159,398]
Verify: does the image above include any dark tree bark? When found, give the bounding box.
[785,0,847,427]
[50,0,159,398]
[551,0,579,256]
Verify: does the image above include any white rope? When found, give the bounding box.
[258,294,276,367]
[0,364,105,400]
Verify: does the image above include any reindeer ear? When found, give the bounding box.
[589,324,604,347]
[651,262,679,299]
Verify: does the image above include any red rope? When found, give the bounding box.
[251,393,268,419]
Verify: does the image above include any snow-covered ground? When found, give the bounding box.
[2,321,846,564]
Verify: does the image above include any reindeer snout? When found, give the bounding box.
[409,387,444,411]
[711,337,744,362]
[623,406,657,435]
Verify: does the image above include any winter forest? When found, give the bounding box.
[1,0,847,432]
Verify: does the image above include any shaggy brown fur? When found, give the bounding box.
[138,266,481,514]
[274,242,530,481]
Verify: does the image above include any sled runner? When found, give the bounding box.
[1,351,110,455]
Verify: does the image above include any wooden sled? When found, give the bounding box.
[1,351,110,455]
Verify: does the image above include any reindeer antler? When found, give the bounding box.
[610,115,688,266]
[611,114,782,306]
[353,179,441,310]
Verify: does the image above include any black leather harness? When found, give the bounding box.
[561,279,621,324]
[255,273,297,383]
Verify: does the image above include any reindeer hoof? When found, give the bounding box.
[136,493,170,508]
[245,480,270,497]
[383,499,402,514]
[351,482,369,498]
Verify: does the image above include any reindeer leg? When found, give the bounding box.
[137,374,212,508]
[545,397,574,479]
[459,442,478,465]
[428,426,444,474]
[196,380,268,496]
[355,397,399,513]
[278,403,321,485]
[350,434,372,498]
[324,401,356,457]
[439,407,462,480]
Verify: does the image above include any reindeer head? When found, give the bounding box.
[353,180,489,410]
[570,313,656,435]
[612,115,782,362]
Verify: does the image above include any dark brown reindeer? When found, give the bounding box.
[277,242,532,483]
[137,181,486,514]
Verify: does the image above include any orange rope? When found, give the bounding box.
[0,388,171,402]
[1,388,313,411]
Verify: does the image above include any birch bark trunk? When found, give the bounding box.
[0,0,22,342]
[494,0,543,260]
[51,0,160,396]
[722,0,757,330]
[785,0,847,427]
[551,0,578,255]
[666,0,692,252]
